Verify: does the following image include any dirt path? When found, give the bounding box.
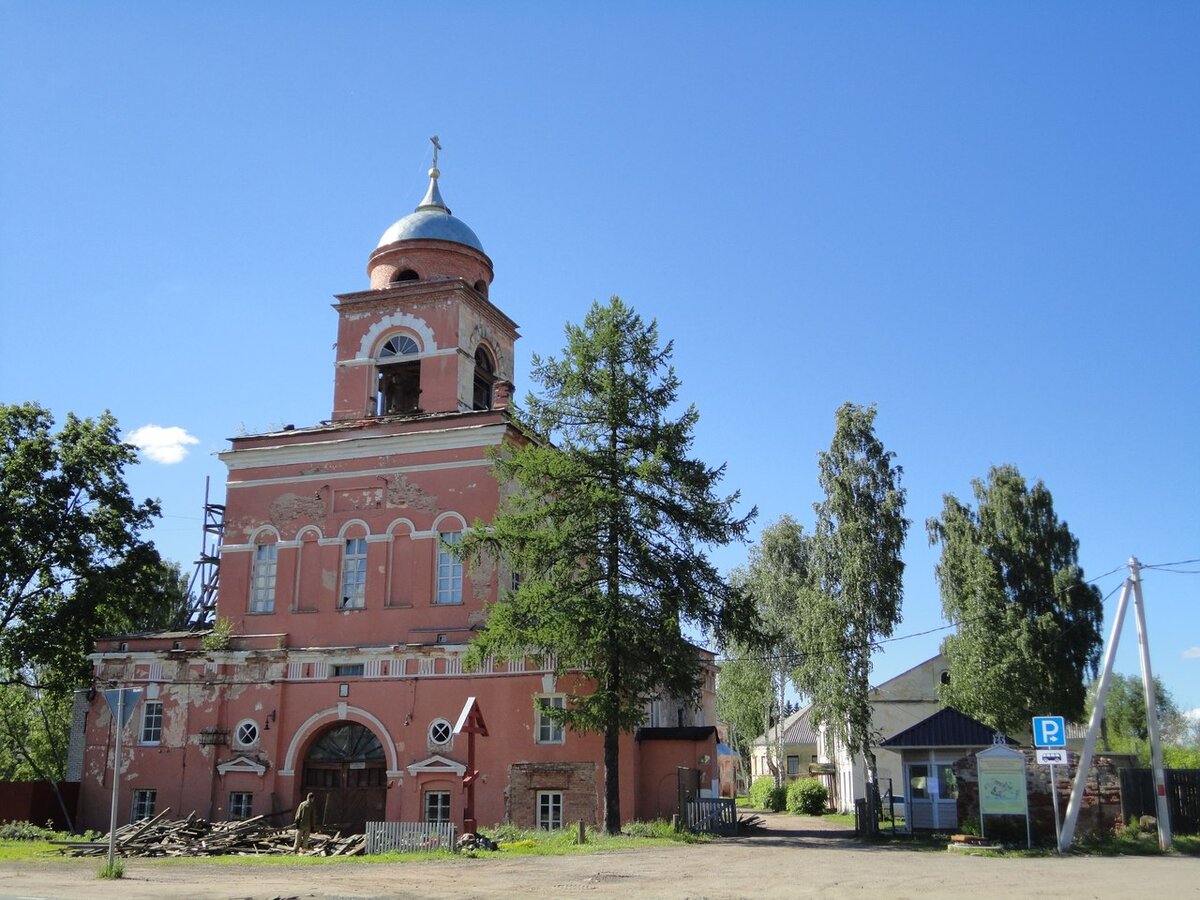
[2,813,1197,899]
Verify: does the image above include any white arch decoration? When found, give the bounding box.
[386,517,417,537]
[431,511,467,533]
[337,518,372,539]
[295,524,324,543]
[248,524,282,544]
[278,704,401,776]
[357,312,437,360]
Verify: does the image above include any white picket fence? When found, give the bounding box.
[687,798,737,835]
[364,821,458,853]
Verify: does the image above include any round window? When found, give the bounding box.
[235,720,259,748]
[429,718,452,745]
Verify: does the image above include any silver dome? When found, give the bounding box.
[376,167,484,253]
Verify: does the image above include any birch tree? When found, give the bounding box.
[793,403,908,819]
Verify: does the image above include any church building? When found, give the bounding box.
[75,148,719,835]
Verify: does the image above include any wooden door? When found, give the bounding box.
[301,723,387,835]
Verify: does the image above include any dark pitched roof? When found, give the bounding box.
[880,707,1017,749]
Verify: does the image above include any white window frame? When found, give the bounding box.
[131,788,156,822]
[435,532,463,605]
[428,718,452,746]
[536,790,563,830]
[424,790,451,824]
[250,543,277,613]
[228,791,253,820]
[536,695,565,744]
[341,537,368,608]
[234,719,259,749]
[140,700,163,745]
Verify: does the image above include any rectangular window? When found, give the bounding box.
[938,764,959,800]
[536,695,565,744]
[131,788,156,822]
[140,700,163,744]
[250,544,277,612]
[332,663,364,677]
[341,538,367,608]
[787,755,800,777]
[424,790,451,824]
[537,791,563,830]
[436,532,463,605]
[908,764,929,800]
[229,791,253,820]
[648,700,661,728]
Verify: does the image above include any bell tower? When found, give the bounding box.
[330,138,517,422]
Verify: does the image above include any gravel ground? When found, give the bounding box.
[1,812,1197,900]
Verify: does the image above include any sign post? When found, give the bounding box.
[1033,715,1066,853]
[103,688,142,870]
[976,742,1031,848]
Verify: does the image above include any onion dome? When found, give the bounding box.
[376,164,484,253]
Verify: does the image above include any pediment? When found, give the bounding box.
[217,754,268,777]
[406,753,466,777]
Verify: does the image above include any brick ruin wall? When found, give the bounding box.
[506,761,598,829]
[954,750,1122,843]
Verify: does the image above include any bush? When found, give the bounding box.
[0,821,54,841]
[786,778,828,816]
[748,776,786,812]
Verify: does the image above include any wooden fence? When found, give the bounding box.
[364,821,458,853]
[687,798,737,835]
[1119,769,1200,834]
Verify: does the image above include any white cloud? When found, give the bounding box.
[1185,708,1200,723]
[127,425,200,465]
[1183,647,1200,660]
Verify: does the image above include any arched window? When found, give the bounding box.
[377,334,421,415]
[390,268,420,283]
[472,346,495,411]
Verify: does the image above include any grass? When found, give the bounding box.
[97,858,124,879]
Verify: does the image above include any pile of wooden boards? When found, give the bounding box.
[61,808,366,857]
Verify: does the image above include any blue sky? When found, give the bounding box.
[2,3,1197,717]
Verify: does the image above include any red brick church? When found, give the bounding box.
[75,147,719,834]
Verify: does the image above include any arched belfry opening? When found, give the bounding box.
[377,334,421,416]
[472,346,495,411]
[301,722,387,835]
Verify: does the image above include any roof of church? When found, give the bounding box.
[376,165,484,253]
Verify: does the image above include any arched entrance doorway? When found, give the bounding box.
[301,722,387,835]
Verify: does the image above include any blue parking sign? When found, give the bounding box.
[1033,716,1066,747]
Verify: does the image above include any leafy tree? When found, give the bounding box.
[1,403,167,693]
[1087,672,1184,763]
[791,403,908,818]
[928,464,1103,735]
[0,669,76,828]
[733,516,815,783]
[132,559,194,632]
[715,645,775,769]
[459,297,758,834]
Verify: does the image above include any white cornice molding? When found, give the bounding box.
[217,755,267,777]
[406,754,466,777]
[220,424,509,471]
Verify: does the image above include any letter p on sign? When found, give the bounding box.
[1033,716,1066,747]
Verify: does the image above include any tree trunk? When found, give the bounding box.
[603,716,621,834]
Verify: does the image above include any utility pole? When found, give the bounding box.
[1059,558,1172,851]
